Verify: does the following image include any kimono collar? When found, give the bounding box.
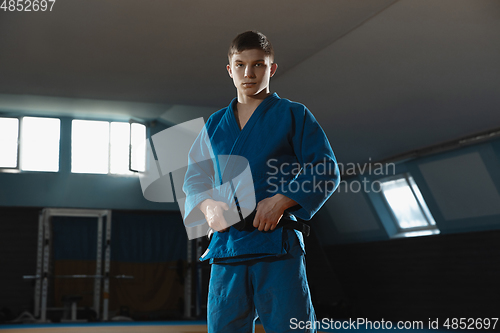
[228,92,280,113]
[222,92,280,158]
[227,93,280,134]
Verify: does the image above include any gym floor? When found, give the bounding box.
[0,322,266,333]
[0,321,460,332]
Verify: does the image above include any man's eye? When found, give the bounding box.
[255,63,263,67]
[236,64,243,67]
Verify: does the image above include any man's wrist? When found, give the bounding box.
[274,193,297,212]
[199,198,213,213]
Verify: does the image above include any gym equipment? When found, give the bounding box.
[26,208,113,322]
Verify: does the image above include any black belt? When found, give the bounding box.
[207,209,310,240]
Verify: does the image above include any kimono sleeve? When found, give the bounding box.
[182,125,217,226]
[278,107,340,220]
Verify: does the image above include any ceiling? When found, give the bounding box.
[1,0,499,165]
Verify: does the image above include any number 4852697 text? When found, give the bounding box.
[1,0,56,11]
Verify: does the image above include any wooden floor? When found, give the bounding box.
[0,321,451,332]
[0,323,269,333]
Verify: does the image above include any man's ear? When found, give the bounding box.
[226,64,233,78]
[270,63,278,77]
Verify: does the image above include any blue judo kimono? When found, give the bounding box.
[183,93,340,332]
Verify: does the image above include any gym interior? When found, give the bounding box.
[1,0,500,332]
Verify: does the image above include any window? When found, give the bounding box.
[130,122,146,172]
[72,120,110,174]
[0,117,20,168]
[110,122,131,175]
[379,173,439,237]
[1,116,145,175]
[71,120,146,175]
[21,117,61,172]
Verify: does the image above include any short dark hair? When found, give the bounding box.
[228,30,274,63]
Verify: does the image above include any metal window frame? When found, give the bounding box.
[71,119,140,175]
[379,173,439,236]
[128,120,147,173]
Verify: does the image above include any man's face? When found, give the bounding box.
[227,49,277,99]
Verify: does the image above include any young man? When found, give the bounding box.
[183,31,340,333]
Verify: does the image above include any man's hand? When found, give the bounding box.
[199,199,229,232]
[253,194,297,232]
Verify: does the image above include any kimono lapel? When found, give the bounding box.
[226,93,280,157]
[215,93,280,181]
[223,97,241,141]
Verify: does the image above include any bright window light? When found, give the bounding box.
[21,117,60,172]
[72,120,109,174]
[0,118,19,168]
[72,120,146,175]
[110,122,132,175]
[130,123,146,172]
[400,230,440,238]
[408,176,436,226]
[380,173,438,236]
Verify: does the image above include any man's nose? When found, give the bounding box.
[244,66,255,78]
